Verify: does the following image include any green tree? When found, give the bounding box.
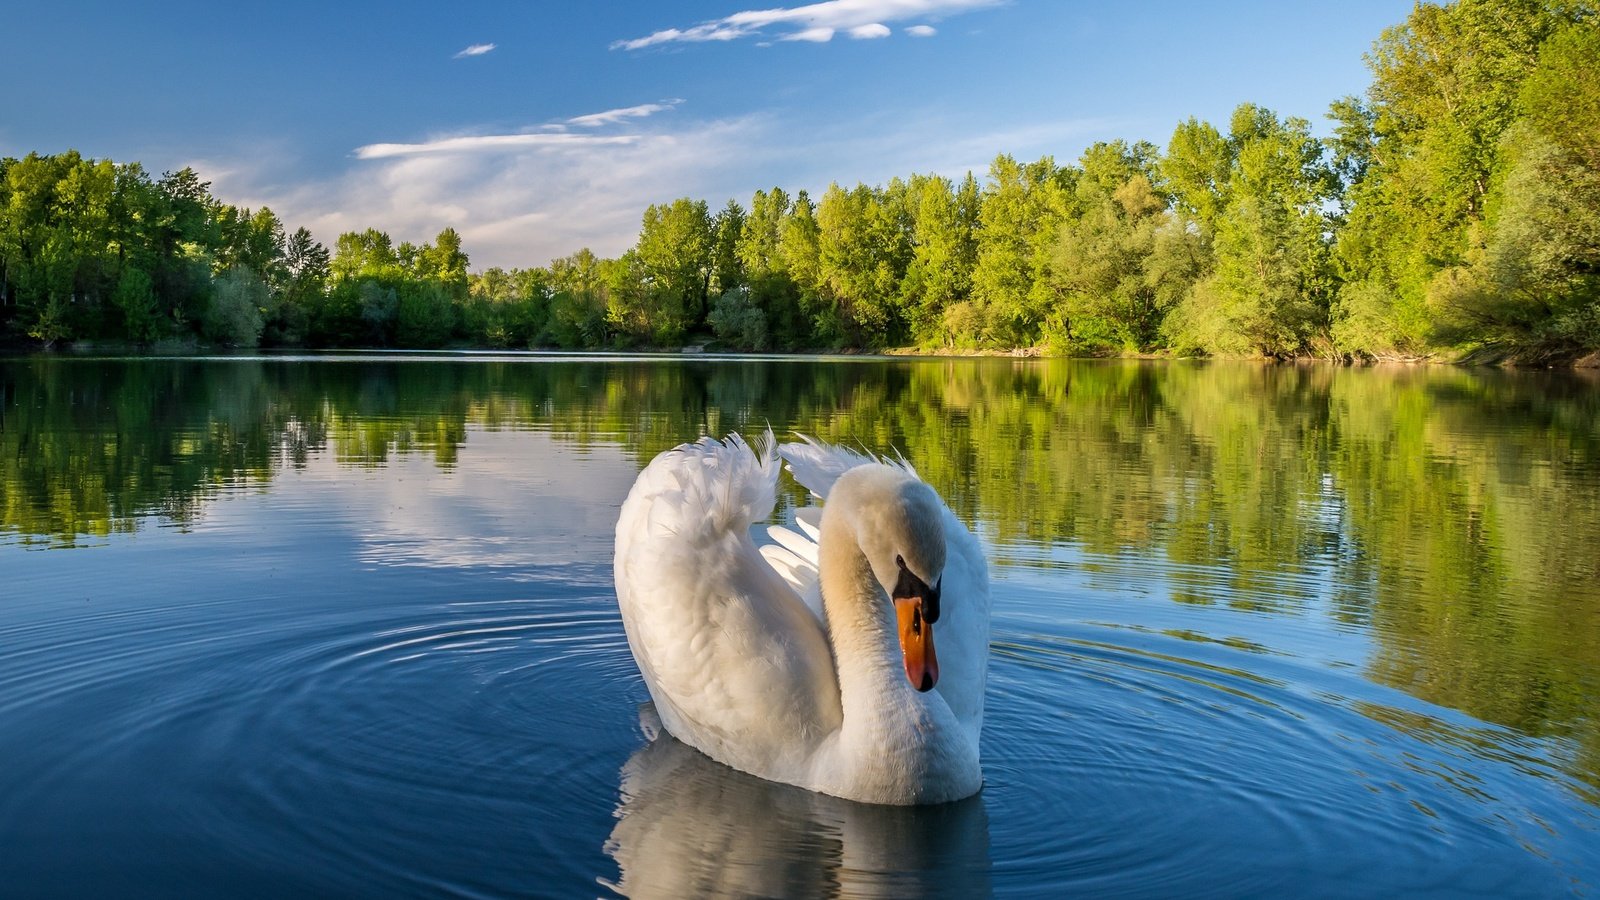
[736,187,809,348]
[331,229,400,283]
[635,198,713,337]
[1427,20,1600,353]
[418,227,470,298]
[1052,141,1199,351]
[395,280,455,348]
[358,280,398,345]
[708,287,769,350]
[0,152,118,344]
[1168,105,1337,357]
[1326,97,1378,203]
[779,191,826,347]
[602,250,656,345]
[901,173,979,346]
[314,280,364,346]
[1505,20,1600,350]
[544,249,609,347]
[710,199,747,296]
[271,227,329,346]
[738,188,788,276]
[106,163,172,329]
[1162,118,1231,236]
[816,181,913,347]
[112,266,161,344]
[464,266,548,348]
[215,206,286,286]
[972,155,1069,346]
[1332,0,1573,356]
[204,266,267,347]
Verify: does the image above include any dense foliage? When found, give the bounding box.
[1,0,1595,359]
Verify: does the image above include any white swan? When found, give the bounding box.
[613,432,990,805]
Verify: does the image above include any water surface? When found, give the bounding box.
[2,355,1597,896]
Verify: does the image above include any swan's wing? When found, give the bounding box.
[774,434,893,609]
[760,525,824,621]
[779,434,916,500]
[614,432,843,777]
[758,541,811,591]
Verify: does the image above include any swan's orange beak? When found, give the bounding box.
[895,597,939,692]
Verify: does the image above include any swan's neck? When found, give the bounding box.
[813,482,980,804]
[818,513,920,732]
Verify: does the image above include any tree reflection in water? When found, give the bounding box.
[2,355,1596,792]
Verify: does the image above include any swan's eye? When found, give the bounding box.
[892,555,941,623]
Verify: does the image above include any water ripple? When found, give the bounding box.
[0,592,639,896]
[976,622,1598,896]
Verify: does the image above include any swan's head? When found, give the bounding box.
[837,465,947,693]
[891,550,943,693]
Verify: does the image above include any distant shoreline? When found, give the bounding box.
[6,340,1598,369]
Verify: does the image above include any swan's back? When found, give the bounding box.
[613,434,842,780]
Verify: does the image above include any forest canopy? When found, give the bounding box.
[1,0,1596,360]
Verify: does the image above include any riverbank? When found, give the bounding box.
[4,338,1594,369]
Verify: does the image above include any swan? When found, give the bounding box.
[613,431,990,805]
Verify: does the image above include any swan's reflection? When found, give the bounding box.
[604,706,992,899]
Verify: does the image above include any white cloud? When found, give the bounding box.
[354,132,638,159]
[612,0,1001,49]
[209,112,772,270]
[567,100,683,128]
[453,43,497,58]
[789,27,836,43]
[199,102,1116,273]
[906,24,937,37]
[848,24,892,39]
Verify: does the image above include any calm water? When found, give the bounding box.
[2,355,1598,897]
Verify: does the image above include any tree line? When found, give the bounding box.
[1,0,1595,360]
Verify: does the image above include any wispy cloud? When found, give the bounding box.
[213,108,774,270]
[350,98,686,160]
[453,43,497,58]
[849,24,892,39]
[567,100,683,128]
[790,27,836,43]
[612,0,1002,49]
[204,102,1115,272]
[354,132,637,159]
[906,24,937,37]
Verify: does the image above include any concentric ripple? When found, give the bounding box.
[0,590,644,897]
[978,619,1600,897]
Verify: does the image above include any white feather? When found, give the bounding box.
[794,506,823,541]
[779,432,917,499]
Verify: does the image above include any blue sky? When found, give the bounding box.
[1,0,1410,269]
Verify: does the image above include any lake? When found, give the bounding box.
[2,354,1597,897]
